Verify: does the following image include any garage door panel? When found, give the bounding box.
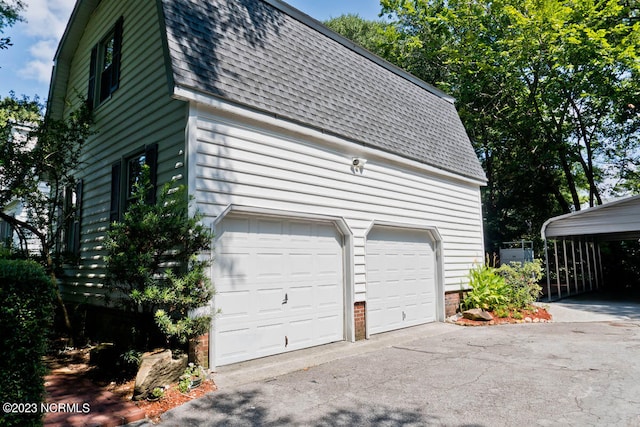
[215,251,250,281]
[215,290,250,320]
[367,226,437,335]
[256,322,287,356]
[213,214,344,366]
[256,288,286,316]
[216,327,252,363]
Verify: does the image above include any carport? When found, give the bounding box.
[541,195,640,301]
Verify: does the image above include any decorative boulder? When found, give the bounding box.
[133,350,188,400]
[462,308,494,321]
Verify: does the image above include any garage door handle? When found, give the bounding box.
[282,293,288,304]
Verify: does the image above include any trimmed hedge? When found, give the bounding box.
[0,259,55,427]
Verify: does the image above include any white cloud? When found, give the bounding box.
[16,0,75,84]
[20,0,74,40]
[22,39,58,83]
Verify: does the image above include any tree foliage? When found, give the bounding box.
[324,14,391,55]
[105,169,214,345]
[328,1,640,249]
[0,94,93,261]
[0,259,54,427]
[0,0,24,51]
[0,94,93,343]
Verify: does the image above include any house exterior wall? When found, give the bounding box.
[190,102,485,303]
[58,0,187,302]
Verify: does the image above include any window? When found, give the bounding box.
[110,144,157,223]
[0,218,13,247]
[88,17,123,109]
[63,180,83,260]
[126,153,147,206]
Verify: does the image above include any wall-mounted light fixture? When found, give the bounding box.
[352,157,367,171]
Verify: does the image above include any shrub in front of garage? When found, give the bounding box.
[104,166,214,361]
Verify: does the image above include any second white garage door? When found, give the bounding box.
[213,214,345,366]
[366,226,437,335]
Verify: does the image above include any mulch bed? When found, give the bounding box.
[44,346,216,425]
[454,306,552,326]
[116,378,216,423]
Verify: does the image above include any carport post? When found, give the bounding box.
[597,244,604,288]
[571,240,578,293]
[554,240,561,298]
[544,239,552,302]
[586,241,593,291]
[591,242,598,289]
[563,239,570,296]
[579,240,586,292]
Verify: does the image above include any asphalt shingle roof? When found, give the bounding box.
[160,0,486,182]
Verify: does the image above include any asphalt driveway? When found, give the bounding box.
[131,299,640,426]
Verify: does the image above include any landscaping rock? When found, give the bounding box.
[462,308,494,321]
[447,313,463,323]
[133,350,188,400]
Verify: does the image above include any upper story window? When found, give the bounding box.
[88,17,123,109]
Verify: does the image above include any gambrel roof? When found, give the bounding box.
[50,0,486,182]
[161,0,485,182]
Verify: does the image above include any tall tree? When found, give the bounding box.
[328,1,640,249]
[0,94,93,342]
[324,14,392,56]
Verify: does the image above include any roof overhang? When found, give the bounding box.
[46,0,100,119]
[541,194,640,241]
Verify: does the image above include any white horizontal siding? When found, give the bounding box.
[193,108,484,299]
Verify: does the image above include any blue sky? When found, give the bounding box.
[0,0,383,102]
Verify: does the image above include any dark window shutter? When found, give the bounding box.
[63,186,73,253]
[110,162,121,223]
[87,46,97,109]
[145,144,158,205]
[111,17,123,93]
[73,179,83,258]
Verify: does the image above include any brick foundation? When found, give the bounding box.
[354,301,366,341]
[188,333,210,369]
[444,291,465,317]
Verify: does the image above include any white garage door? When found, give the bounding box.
[366,226,437,335]
[213,214,344,366]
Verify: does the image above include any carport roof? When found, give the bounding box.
[541,194,640,241]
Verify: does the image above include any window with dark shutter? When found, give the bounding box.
[72,179,83,258]
[110,162,121,223]
[88,17,123,108]
[87,47,97,109]
[111,143,159,222]
[63,179,83,262]
[144,143,158,205]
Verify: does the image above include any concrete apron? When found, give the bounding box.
[215,295,640,389]
[213,322,458,389]
[543,295,640,323]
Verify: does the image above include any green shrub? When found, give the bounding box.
[461,260,543,313]
[0,259,55,427]
[497,260,543,309]
[494,306,510,318]
[105,166,214,347]
[461,264,510,311]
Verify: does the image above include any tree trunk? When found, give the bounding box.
[44,247,74,347]
[558,148,581,211]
